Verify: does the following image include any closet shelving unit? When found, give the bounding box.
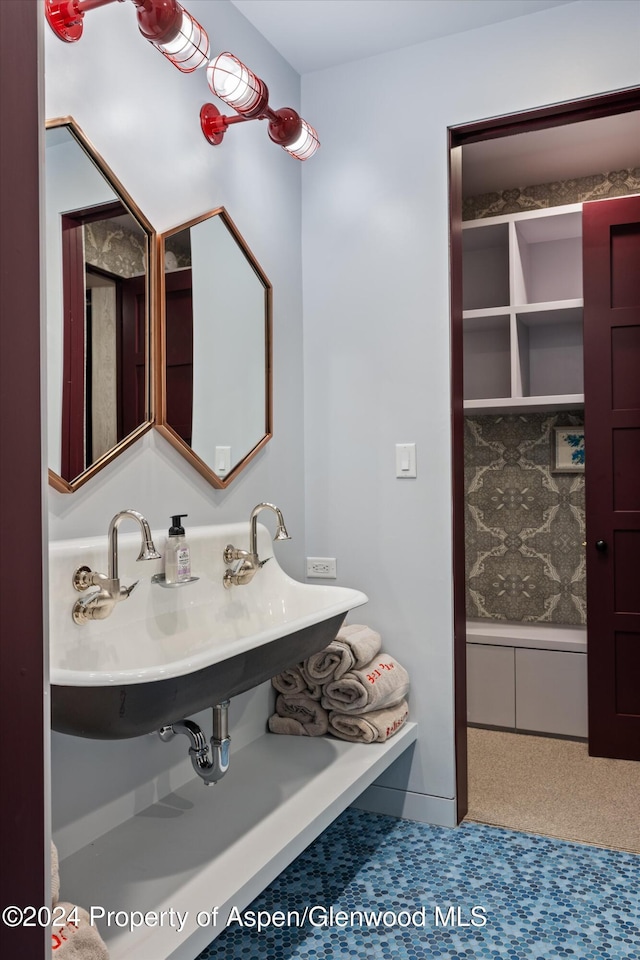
[462,203,584,414]
[463,202,588,737]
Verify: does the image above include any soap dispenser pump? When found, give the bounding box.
[165,514,191,584]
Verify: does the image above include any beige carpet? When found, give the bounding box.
[465,726,640,854]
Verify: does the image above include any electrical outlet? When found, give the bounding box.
[306,557,337,579]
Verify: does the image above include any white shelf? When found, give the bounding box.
[464,394,584,414]
[511,298,583,316]
[462,205,585,411]
[58,724,417,960]
[466,618,587,653]
[463,305,512,320]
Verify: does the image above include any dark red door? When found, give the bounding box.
[60,217,86,481]
[120,274,147,439]
[583,194,640,760]
[164,269,193,445]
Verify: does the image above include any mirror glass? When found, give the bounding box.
[45,119,154,492]
[157,208,272,487]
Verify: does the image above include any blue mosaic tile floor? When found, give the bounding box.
[195,808,640,960]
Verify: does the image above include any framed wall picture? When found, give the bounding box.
[551,426,585,473]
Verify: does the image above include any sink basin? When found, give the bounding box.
[50,523,367,739]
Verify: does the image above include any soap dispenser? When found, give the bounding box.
[165,515,191,584]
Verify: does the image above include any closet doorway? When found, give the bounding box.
[449,87,640,826]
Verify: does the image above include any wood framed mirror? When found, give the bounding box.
[45,117,155,492]
[155,207,272,488]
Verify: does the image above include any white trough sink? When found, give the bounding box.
[50,522,367,739]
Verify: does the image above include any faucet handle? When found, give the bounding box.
[224,544,251,564]
[72,566,113,592]
[72,566,94,592]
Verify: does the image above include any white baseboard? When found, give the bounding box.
[351,784,458,828]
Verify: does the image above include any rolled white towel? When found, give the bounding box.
[304,624,382,683]
[51,902,109,958]
[328,700,409,744]
[321,654,410,715]
[271,693,329,736]
[271,665,308,696]
[51,841,60,907]
[268,715,307,736]
[296,676,323,701]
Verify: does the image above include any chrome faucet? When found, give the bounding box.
[72,510,161,624]
[223,502,291,588]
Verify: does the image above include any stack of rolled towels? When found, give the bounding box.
[269,624,409,744]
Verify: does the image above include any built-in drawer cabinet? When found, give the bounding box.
[466,643,515,728]
[467,641,587,738]
[515,648,587,738]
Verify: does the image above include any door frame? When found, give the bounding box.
[448,86,640,824]
[0,1,47,955]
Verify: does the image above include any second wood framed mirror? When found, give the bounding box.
[155,207,272,488]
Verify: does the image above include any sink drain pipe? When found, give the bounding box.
[159,700,231,785]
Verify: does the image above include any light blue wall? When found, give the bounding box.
[301,0,640,821]
[45,0,307,852]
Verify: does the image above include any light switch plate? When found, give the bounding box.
[395,443,417,478]
[215,446,231,476]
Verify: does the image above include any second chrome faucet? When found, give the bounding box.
[223,503,290,588]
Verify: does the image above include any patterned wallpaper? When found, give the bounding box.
[464,412,585,625]
[463,167,640,220]
[164,230,192,270]
[84,217,146,278]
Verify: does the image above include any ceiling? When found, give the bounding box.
[229,0,639,196]
[463,112,640,196]
[229,0,577,75]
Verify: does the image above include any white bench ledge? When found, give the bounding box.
[59,723,417,960]
[466,618,587,654]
